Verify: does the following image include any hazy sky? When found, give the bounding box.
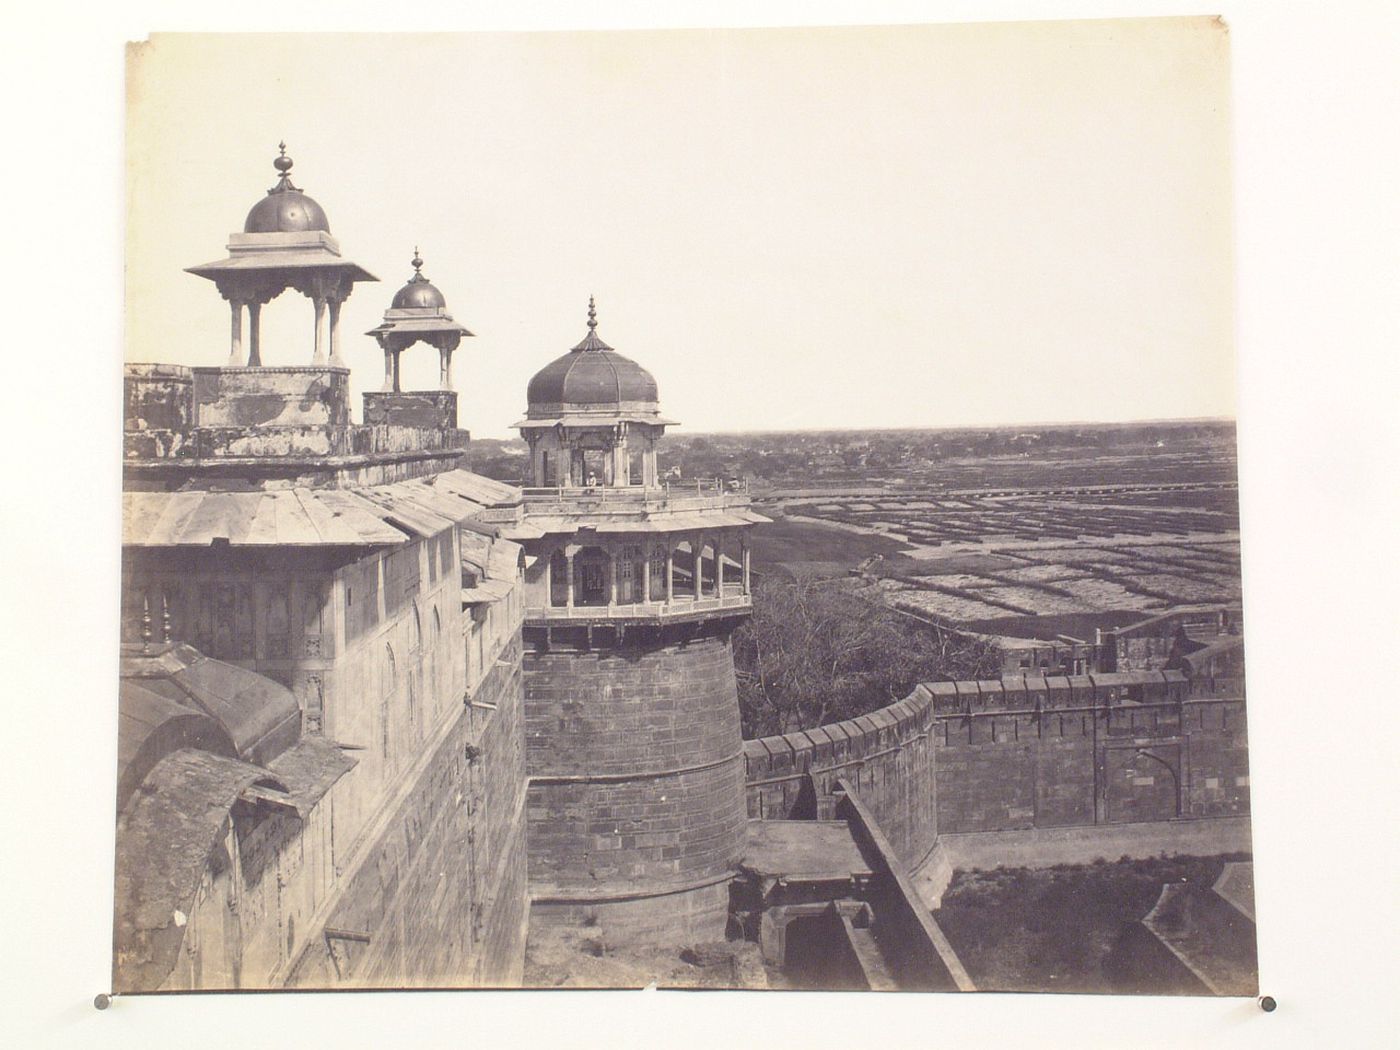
[126,21,1233,439]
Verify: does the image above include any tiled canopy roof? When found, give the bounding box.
[122,469,521,548]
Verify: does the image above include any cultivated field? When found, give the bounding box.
[751,436,1243,631]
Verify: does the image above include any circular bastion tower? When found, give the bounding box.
[506,300,767,943]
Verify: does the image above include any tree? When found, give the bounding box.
[732,577,1000,739]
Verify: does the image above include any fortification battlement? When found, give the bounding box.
[744,668,1244,785]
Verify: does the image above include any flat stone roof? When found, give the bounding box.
[741,819,875,881]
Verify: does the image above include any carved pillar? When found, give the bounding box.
[642,546,652,604]
[608,549,618,608]
[692,536,703,600]
[392,350,402,393]
[440,346,452,390]
[742,535,751,595]
[227,298,245,367]
[715,533,724,597]
[312,297,328,365]
[328,298,345,368]
[544,551,553,607]
[665,543,675,604]
[247,302,263,367]
[565,551,575,609]
[381,346,395,393]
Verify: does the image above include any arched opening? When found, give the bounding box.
[549,550,569,607]
[675,540,698,599]
[383,643,397,696]
[581,448,609,487]
[410,605,422,652]
[616,544,644,603]
[699,542,717,597]
[574,547,610,606]
[648,545,667,601]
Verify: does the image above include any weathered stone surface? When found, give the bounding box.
[363,390,458,430]
[523,632,747,943]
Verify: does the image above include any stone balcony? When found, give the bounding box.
[520,479,752,520]
[525,590,752,625]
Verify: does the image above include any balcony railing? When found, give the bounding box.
[526,592,752,621]
[521,478,752,516]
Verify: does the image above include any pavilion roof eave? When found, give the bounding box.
[365,319,475,338]
[186,257,378,283]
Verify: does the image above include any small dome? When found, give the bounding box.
[244,190,330,233]
[391,281,447,310]
[526,298,659,410]
[390,249,447,309]
[242,144,331,234]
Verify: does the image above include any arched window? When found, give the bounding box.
[432,606,442,646]
[383,643,397,696]
[411,605,422,652]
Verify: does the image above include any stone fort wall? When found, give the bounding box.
[523,627,747,943]
[742,687,940,869]
[743,672,1249,871]
[125,525,532,989]
[287,635,529,987]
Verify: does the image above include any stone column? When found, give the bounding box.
[247,302,263,366]
[440,346,452,390]
[642,547,652,604]
[382,347,395,393]
[715,533,724,597]
[392,350,402,393]
[742,536,751,595]
[609,550,618,608]
[565,551,575,609]
[312,297,328,365]
[328,298,345,368]
[665,543,674,605]
[692,536,703,600]
[544,553,553,608]
[227,299,245,367]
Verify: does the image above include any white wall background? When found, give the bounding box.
[1,2,1397,1049]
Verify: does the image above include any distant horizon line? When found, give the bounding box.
[465,414,1238,442]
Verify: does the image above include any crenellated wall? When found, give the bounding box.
[743,672,1250,872]
[742,687,939,869]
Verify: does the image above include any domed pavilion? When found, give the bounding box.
[515,298,675,488]
[187,144,376,368]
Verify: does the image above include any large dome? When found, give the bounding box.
[526,300,659,411]
[242,144,331,234]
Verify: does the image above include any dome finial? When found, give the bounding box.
[410,247,425,282]
[270,141,298,192]
[587,295,597,332]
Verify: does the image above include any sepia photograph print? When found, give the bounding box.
[116,20,1256,995]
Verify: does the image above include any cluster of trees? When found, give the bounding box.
[732,577,1000,739]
